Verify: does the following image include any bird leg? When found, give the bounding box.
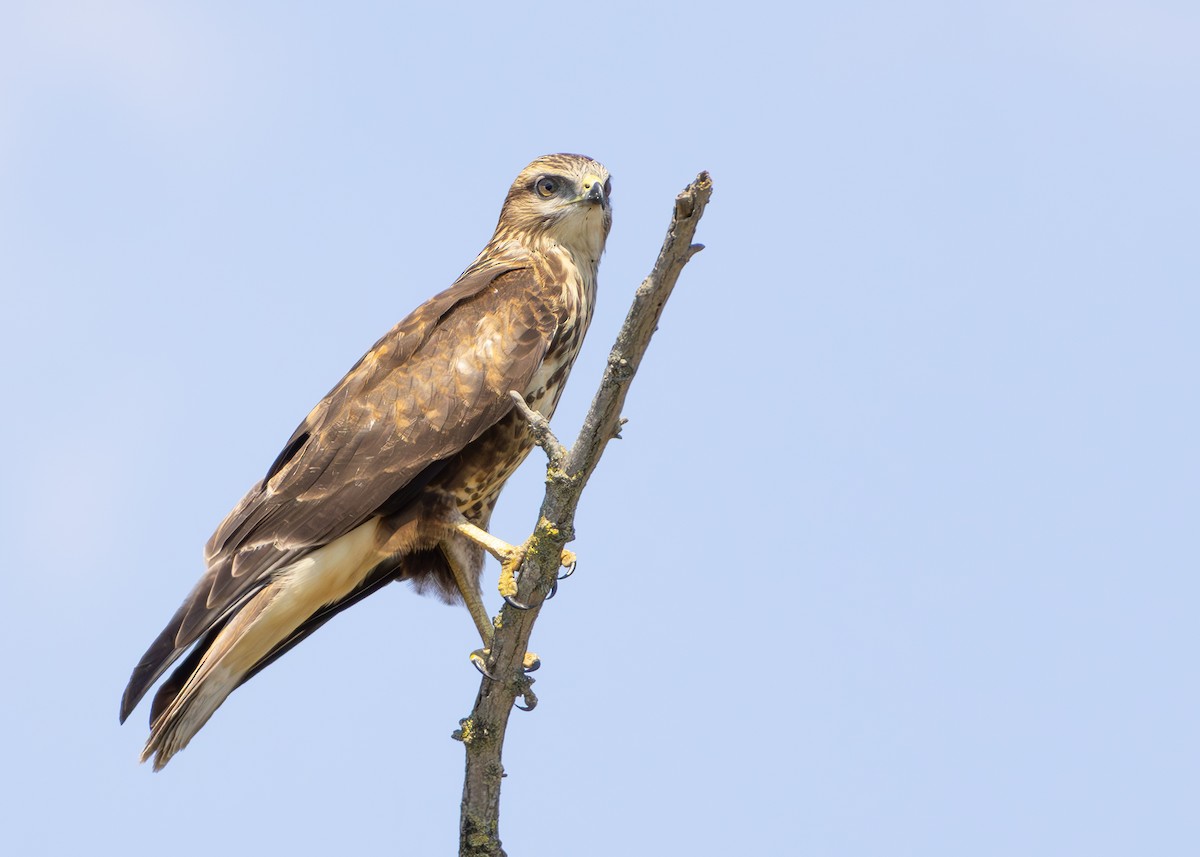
[448,520,526,598]
[440,525,541,675]
[450,519,576,609]
[443,545,495,647]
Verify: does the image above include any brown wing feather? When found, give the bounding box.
[120,256,558,722]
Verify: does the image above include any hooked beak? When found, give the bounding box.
[579,173,606,205]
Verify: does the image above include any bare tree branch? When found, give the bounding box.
[455,171,713,857]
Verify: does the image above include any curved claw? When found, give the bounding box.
[545,556,575,599]
[515,687,539,712]
[503,593,533,610]
[472,647,540,680]
[469,649,499,681]
[504,553,575,606]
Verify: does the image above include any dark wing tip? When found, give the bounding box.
[120,642,171,724]
[119,608,196,724]
[120,664,152,723]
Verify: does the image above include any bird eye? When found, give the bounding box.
[535,177,557,198]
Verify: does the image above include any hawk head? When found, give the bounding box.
[495,153,612,264]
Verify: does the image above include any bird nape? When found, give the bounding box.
[120,153,612,770]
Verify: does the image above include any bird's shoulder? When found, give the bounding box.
[203,244,562,569]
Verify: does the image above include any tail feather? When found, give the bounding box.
[142,667,238,770]
[140,583,281,770]
[133,519,386,769]
[120,569,273,726]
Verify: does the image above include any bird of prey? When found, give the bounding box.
[120,153,612,770]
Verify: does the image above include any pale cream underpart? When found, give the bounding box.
[146,519,384,761]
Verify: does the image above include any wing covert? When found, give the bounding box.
[120,260,559,720]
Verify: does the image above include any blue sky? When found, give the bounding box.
[2,1,1197,854]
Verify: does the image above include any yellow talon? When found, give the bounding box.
[469,647,540,676]
[496,543,576,601]
[497,551,523,598]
